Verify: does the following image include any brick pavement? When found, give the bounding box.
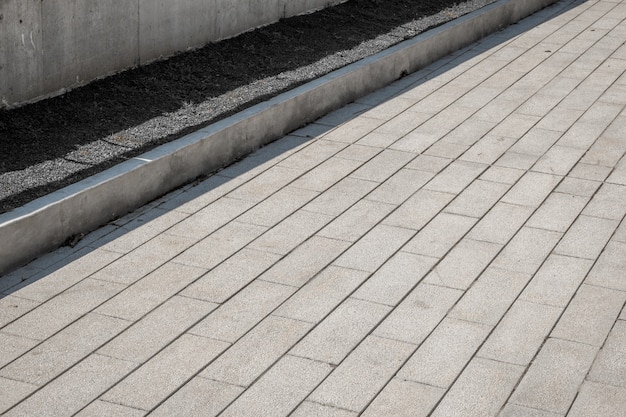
[2,0,626,415]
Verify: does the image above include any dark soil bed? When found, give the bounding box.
[0,0,497,215]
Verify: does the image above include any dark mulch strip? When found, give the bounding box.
[0,0,495,214]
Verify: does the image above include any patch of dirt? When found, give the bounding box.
[0,0,496,214]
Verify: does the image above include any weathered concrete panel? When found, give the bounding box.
[0,0,43,106]
[41,0,139,96]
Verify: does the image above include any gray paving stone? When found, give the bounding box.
[220,355,332,417]
[200,315,312,387]
[290,298,390,365]
[277,139,347,171]
[360,97,417,120]
[180,248,280,303]
[259,236,350,288]
[404,154,452,173]
[166,197,255,239]
[586,241,626,291]
[423,141,469,159]
[430,358,524,417]
[366,168,433,205]
[7,248,122,303]
[275,266,370,324]
[499,404,562,417]
[582,183,626,220]
[355,131,402,149]
[321,116,384,143]
[95,263,207,321]
[588,347,626,388]
[150,377,243,417]
[382,189,456,230]
[0,296,40,328]
[0,313,129,386]
[291,157,363,192]
[236,186,319,228]
[568,381,626,417]
[520,254,593,307]
[444,180,509,219]
[98,295,216,363]
[551,283,626,346]
[361,378,444,417]
[334,144,381,162]
[490,113,542,139]
[374,283,462,345]
[536,105,585,133]
[509,338,597,414]
[532,145,585,175]
[423,238,502,290]
[2,279,125,341]
[501,171,562,207]
[460,134,517,165]
[423,160,487,195]
[349,149,415,183]
[303,177,378,217]
[0,377,36,414]
[495,151,540,170]
[3,354,136,417]
[607,157,626,185]
[91,233,198,285]
[102,334,229,410]
[308,335,415,412]
[404,212,477,257]
[173,221,267,269]
[248,210,332,255]
[554,215,618,260]
[491,227,562,275]
[227,166,303,203]
[0,332,38,369]
[449,267,532,326]
[354,251,437,306]
[555,177,601,197]
[74,400,146,417]
[398,318,491,388]
[317,199,395,243]
[467,202,534,245]
[189,280,295,343]
[291,401,357,417]
[373,111,432,138]
[333,224,414,273]
[479,300,562,366]
[525,192,589,232]
[479,165,526,185]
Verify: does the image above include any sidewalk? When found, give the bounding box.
[2,0,626,415]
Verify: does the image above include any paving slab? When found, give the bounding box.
[2,0,626,415]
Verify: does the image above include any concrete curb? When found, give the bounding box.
[0,0,560,275]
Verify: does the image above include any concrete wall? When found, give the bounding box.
[0,0,345,108]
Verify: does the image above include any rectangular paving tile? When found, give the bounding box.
[303,177,378,217]
[291,157,364,192]
[0,296,40,328]
[554,215,619,260]
[423,238,502,290]
[499,404,562,417]
[317,199,396,243]
[2,279,125,341]
[180,248,280,303]
[157,174,246,214]
[509,338,597,415]
[448,267,532,325]
[382,189,456,230]
[308,335,415,412]
[479,165,526,185]
[0,313,129,386]
[277,139,347,171]
[259,236,350,288]
[532,145,585,175]
[403,212,477,258]
[290,298,390,366]
[478,300,562,366]
[200,315,312,387]
[423,160,487,195]
[397,318,491,388]
[102,334,229,411]
[95,262,207,321]
[501,171,562,207]
[360,378,444,417]
[150,377,243,417]
[525,192,589,232]
[444,179,510,218]
[349,149,415,183]
[520,254,593,307]
[467,202,534,245]
[491,227,562,275]
[3,354,136,417]
[237,186,321,227]
[586,241,626,291]
[0,376,36,414]
[98,295,217,363]
[0,332,38,369]
[587,347,626,388]
[274,266,370,324]
[430,357,524,417]
[551,283,626,346]
[366,168,433,205]
[568,381,626,417]
[248,211,332,255]
[74,400,146,417]
[404,154,452,173]
[353,251,437,307]
[291,401,357,417]
[582,183,626,220]
[373,283,462,345]
[333,224,414,273]
[227,166,303,202]
[189,280,295,343]
[555,177,602,197]
[321,116,384,143]
[220,355,332,417]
